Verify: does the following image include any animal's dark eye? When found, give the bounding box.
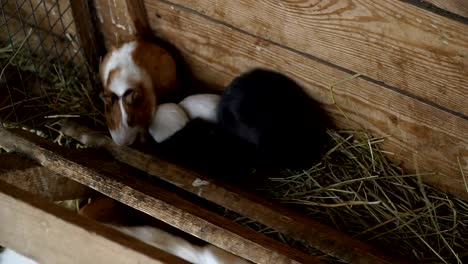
[123,89,134,98]
[123,89,140,105]
[111,93,119,103]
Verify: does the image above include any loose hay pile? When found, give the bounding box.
[256,130,467,263]
[0,39,104,141]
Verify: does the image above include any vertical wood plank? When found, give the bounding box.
[92,0,150,49]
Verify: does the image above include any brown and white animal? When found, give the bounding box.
[99,39,177,146]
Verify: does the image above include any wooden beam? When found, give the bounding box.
[143,0,468,200]
[0,153,92,201]
[152,0,468,117]
[57,121,409,264]
[421,0,468,18]
[0,128,323,264]
[0,181,189,264]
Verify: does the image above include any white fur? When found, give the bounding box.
[112,225,251,264]
[0,227,251,264]
[102,41,152,97]
[101,41,154,145]
[109,125,140,146]
[179,94,221,123]
[149,103,189,143]
[0,249,38,264]
[201,245,251,264]
[108,99,140,146]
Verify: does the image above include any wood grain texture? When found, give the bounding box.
[157,0,468,117]
[0,153,92,201]
[143,1,468,200]
[422,0,468,17]
[0,128,323,264]
[93,0,136,48]
[58,121,409,264]
[93,0,151,49]
[0,182,188,264]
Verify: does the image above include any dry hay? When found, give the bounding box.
[221,130,467,263]
[0,33,104,144]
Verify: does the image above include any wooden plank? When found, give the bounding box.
[153,0,468,117]
[92,0,151,49]
[422,0,468,18]
[92,0,135,48]
[0,181,189,264]
[0,153,92,201]
[143,1,468,200]
[0,128,324,264]
[125,0,152,38]
[57,121,409,264]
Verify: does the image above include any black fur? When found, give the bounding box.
[154,118,256,184]
[217,68,332,170]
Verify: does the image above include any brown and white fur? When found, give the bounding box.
[100,39,177,146]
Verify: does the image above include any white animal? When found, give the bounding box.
[149,94,221,143]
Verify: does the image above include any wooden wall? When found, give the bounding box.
[93,0,468,200]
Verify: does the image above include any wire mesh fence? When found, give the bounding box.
[0,0,103,138]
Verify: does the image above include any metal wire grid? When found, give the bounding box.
[0,0,98,128]
[1,0,87,77]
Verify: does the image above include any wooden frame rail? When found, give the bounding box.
[0,128,321,264]
[0,181,188,264]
